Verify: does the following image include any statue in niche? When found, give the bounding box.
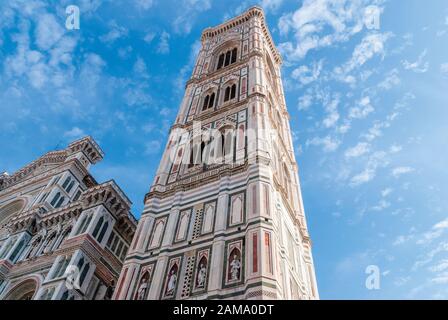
[165,265,178,296]
[228,250,241,281]
[136,272,150,300]
[196,262,207,288]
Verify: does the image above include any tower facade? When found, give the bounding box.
[0,137,136,300]
[115,7,318,300]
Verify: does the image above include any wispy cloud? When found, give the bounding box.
[391,166,415,178]
[306,135,341,152]
[157,31,170,54]
[278,0,383,61]
[345,142,370,158]
[401,49,429,73]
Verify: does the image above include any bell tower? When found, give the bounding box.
[114,6,318,300]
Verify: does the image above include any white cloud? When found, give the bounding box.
[350,151,388,186]
[35,13,64,50]
[378,68,401,90]
[100,21,128,43]
[322,94,340,128]
[157,31,170,54]
[134,0,154,10]
[349,96,374,119]
[278,0,381,60]
[393,235,413,246]
[389,144,402,153]
[417,218,448,245]
[133,56,149,78]
[172,0,212,34]
[345,142,370,158]
[334,32,390,80]
[429,260,448,273]
[391,166,414,178]
[350,167,375,186]
[297,93,313,110]
[145,140,161,154]
[80,53,106,90]
[260,0,283,11]
[306,135,341,152]
[441,63,448,76]
[370,199,390,211]
[401,49,429,73]
[291,60,323,85]
[143,32,156,43]
[64,127,85,139]
[381,188,393,197]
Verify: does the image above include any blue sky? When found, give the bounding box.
[1,0,447,299]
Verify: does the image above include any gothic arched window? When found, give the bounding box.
[97,221,109,243]
[79,263,90,286]
[231,48,237,64]
[189,138,207,168]
[216,47,238,70]
[92,216,104,239]
[202,92,215,111]
[55,196,65,208]
[61,176,72,189]
[50,192,61,207]
[223,84,236,102]
[217,53,225,70]
[66,180,75,193]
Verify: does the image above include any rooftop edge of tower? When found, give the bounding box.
[200,6,282,65]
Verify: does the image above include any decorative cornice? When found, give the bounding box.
[81,180,136,225]
[67,136,104,164]
[0,136,104,192]
[0,150,67,191]
[200,6,282,64]
[145,162,249,203]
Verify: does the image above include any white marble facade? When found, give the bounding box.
[114,7,319,300]
[0,137,136,300]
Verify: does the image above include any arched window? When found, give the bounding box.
[9,237,26,262]
[55,196,65,208]
[92,216,104,239]
[66,180,75,193]
[80,214,93,234]
[202,95,209,111]
[216,47,238,70]
[217,53,225,70]
[79,263,90,286]
[189,139,206,168]
[231,48,237,64]
[97,221,109,243]
[202,92,215,111]
[50,192,61,207]
[54,255,71,279]
[224,87,230,102]
[75,215,88,235]
[223,84,237,102]
[61,176,72,189]
[209,93,215,109]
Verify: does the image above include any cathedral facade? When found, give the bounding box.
[0,137,136,300]
[114,7,318,300]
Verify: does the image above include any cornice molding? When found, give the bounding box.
[200,6,282,64]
